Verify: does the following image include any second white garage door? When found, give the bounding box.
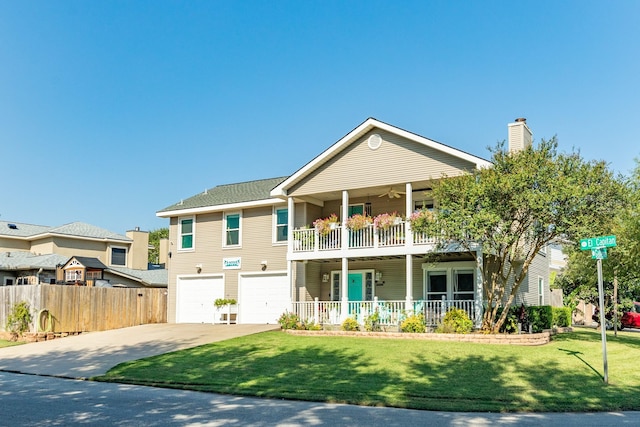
[239,273,290,324]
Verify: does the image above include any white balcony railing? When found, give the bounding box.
[291,298,476,328]
[292,220,436,253]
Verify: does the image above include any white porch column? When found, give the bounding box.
[405,182,413,247]
[341,190,349,250]
[405,254,413,313]
[474,248,484,328]
[287,196,295,254]
[287,197,296,305]
[341,257,349,320]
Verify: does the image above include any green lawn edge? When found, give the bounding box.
[94,328,640,412]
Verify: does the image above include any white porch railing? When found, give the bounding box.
[291,298,476,329]
[292,220,437,253]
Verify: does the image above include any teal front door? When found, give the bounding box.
[348,273,363,301]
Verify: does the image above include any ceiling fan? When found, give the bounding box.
[378,187,406,198]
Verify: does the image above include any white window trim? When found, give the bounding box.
[109,245,128,267]
[422,261,476,301]
[178,216,195,252]
[273,206,288,245]
[223,211,242,248]
[538,276,544,305]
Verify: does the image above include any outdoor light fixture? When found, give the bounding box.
[375,271,383,281]
[322,273,329,282]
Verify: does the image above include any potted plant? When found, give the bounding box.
[346,213,373,231]
[409,209,434,233]
[214,298,238,324]
[313,213,339,236]
[374,212,400,230]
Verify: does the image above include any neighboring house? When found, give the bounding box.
[0,221,167,288]
[157,118,551,325]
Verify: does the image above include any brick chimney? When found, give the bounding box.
[507,118,533,153]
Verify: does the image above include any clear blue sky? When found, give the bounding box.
[1,1,638,234]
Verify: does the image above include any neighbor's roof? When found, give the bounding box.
[157,176,288,216]
[70,256,109,270]
[0,251,68,270]
[107,266,168,287]
[0,220,131,242]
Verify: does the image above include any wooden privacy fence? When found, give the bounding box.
[0,285,167,333]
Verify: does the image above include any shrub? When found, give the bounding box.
[401,313,426,333]
[6,301,32,335]
[436,308,473,334]
[341,317,360,331]
[364,311,381,332]
[304,320,322,331]
[278,312,301,330]
[529,306,553,332]
[552,307,572,328]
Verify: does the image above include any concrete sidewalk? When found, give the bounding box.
[0,323,278,379]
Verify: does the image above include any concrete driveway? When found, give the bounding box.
[0,323,278,379]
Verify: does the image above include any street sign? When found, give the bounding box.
[591,247,608,260]
[580,235,617,251]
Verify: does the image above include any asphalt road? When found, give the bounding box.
[1,372,639,427]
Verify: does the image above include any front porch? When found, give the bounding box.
[291,298,478,330]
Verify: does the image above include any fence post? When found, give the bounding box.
[314,297,319,324]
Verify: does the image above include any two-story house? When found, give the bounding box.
[157,118,550,325]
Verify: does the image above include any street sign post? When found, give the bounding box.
[580,235,616,384]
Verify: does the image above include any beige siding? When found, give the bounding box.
[289,129,476,196]
[167,207,288,322]
[0,238,30,252]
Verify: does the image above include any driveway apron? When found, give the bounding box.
[0,323,278,379]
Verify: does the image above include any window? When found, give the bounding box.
[3,278,13,286]
[179,217,194,250]
[426,271,447,301]
[454,270,474,300]
[274,208,288,243]
[224,212,241,247]
[538,277,544,305]
[65,269,83,282]
[111,247,126,266]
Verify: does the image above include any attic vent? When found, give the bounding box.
[368,134,382,150]
[8,224,17,230]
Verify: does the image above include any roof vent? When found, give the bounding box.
[8,223,17,230]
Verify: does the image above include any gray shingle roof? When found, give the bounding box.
[0,221,51,238]
[72,256,108,270]
[0,251,68,270]
[157,176,289,213]
[108,266,168,287]
[0,220,130,242]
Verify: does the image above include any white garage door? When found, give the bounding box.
[239,273,290,324]
[176,276,224,323]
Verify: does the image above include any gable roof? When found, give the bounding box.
[0,220,131,243]
[271,117,492,197]
[67,256,108,270]
[157,176,288,217]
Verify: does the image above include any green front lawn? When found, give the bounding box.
[0,339,22,348]
[96,328,640,412]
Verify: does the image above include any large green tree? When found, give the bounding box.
[558,159,640,318]
[148,227,169,265]
[428,137,625,333]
